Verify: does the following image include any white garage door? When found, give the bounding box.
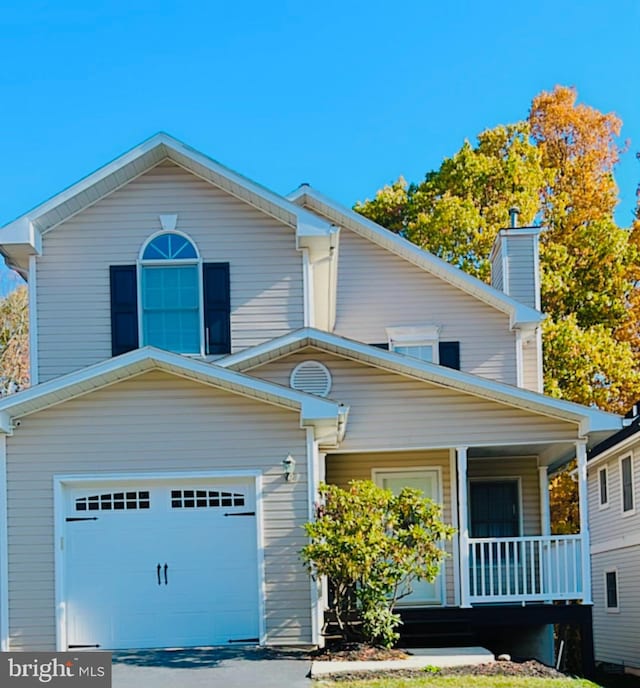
[64,478,260,650]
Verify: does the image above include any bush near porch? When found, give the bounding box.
[301,480,454,648]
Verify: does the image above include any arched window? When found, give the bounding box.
[139,232,201,354]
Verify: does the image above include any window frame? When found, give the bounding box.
[620,454,635,517]
[386,325,441,364]
[598,466,609,510]
[137,231,205,356]
[604,568,619,613]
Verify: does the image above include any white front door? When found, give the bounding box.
[64,478,260,650]
[373,469,444,606]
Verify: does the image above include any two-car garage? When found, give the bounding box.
[61,476,261,650]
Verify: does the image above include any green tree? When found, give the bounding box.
[0,286,29,395]
[300,480,454,647]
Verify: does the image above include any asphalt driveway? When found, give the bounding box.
[111,647,312,688]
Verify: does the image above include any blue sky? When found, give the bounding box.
[1,0,638,292]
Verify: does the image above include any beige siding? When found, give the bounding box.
[522,334,541,393]
[468,457,541,536]
[588,446,640,546]
[592,547,640,668]
[36,161,304,382]
[6,371,311,650]
[506,237,536,310]
[252,349,580,452]
[333,228,518,385]
[326,450,456,606]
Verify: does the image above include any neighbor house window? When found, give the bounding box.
[598,467,609,508]
[605,569,619,612]
[386,325,441,364]
[621,455,634,514]
[140,233,201,354]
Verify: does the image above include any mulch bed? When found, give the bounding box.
[313,645,569,682]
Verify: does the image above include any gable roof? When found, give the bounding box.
[219,327,621,440]
[287,185,544,329]
[588,416,640,466]
[0,346,347,445]
[0,133,336,276]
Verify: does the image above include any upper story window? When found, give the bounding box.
[109,229,231,358]
[621,455,634,515]
[598,466,609,508]
[139,233,201,354]
[386,325,441,364]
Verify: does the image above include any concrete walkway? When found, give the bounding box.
[111,647,311,688]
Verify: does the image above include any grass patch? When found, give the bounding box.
[316,676,600,688]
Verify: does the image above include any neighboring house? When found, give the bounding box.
[587,412,640,675]
[0,134,621,667]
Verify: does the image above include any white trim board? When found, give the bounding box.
[0,436,8,650]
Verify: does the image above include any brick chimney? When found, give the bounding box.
[490,207,542,311]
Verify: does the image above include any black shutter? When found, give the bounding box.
[110,265,139,356]
[203,263,231,355]
[438,341,460,370]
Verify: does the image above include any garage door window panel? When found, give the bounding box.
[76,491,150,511]
[171,489,245,508]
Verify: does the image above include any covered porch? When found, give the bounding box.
[324,439,591,608]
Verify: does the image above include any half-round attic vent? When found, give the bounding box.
[290,361,332,397]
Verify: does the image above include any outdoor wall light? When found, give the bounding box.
[282,454,297,482]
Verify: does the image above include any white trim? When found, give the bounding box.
[306,428,322,645]
[302,249,314,328]
[138,229,201,261]
[468,476,524,537]
[604,567,620,613]
[539,465,551,536]
[54,469,264,651]
[371,466,445,606]
[0,436,8,650]
[591,530,640,554]
[287,186,543,328]
[28,255,38,386]
[449,448,460,607]
[576,442,592,604]
[217,328,621,436]
[515,329,523,388]
[597,465,610,510]
[535,327,544,393]
[620,454,635,516]
[456,447,470,608]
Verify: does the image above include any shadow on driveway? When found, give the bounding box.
[111,646,312,688]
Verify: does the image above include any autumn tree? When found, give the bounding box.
[356,86,640,414]
[0,286,29,395]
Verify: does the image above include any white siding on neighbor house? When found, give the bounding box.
[5,371,311,650]
[505,237,537,310]
[326,450,455,605]
[468,457,541,536]
[36,161,304,382]
[332,227,518,385]
[588,446,640,546]
[592,547,640,668]
[491,244,504,294]
[250,349,580,452]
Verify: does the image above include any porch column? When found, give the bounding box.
[538,465,551,536]
[449,449,461,606]
[576,441,592,604]
[456,446,471,607]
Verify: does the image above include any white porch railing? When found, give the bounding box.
[468,535,583,603]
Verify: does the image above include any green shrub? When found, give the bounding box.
[301,480,455,647]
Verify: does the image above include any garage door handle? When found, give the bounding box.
[157,563,162,585]
[164,563,168,585]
